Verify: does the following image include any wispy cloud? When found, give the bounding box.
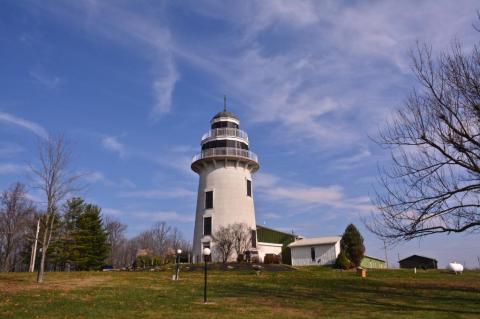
[28,1,179,119]
[103,207,194,222]
[255,172,374,215]
[118,187,195,199]
[0,163,29,175]
[29,67,62,89]
[0,112,48,138]
[82,170,136,189]
[102,136,126,158]
[0,143,25,158]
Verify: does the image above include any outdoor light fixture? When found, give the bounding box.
[175,249,182,280]
[203,247,211,303]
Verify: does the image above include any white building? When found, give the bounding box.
[191,104,259,262]
[288,236,341,266]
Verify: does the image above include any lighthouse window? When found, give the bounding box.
[205,191,213,209]
[247,180,252,197]
[211,121,239,129]
[203,217,212,236]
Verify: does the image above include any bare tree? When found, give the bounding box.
[212,225,235,263]
[231,223,251,258]
[31,134,80,282]
[368,41,480,243]
[0,183,35,271]
[104,216,127,268]
[150,221,171,262]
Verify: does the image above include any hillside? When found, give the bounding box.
[1,267,479,318]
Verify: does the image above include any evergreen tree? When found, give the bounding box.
[74,204,108,270]
[53,198,85,269]
[335,250,351,270]
[340,224,365,268]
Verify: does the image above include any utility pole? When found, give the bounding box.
[29,218,40,272]
[383,240,389,269]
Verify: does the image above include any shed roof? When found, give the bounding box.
[288,236,341,248]
[363,255,385,262]
[398,254,437,263]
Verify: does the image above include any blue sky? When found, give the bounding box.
[1,0,479,268]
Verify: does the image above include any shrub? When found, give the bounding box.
[237,253,244,262]
[335,251,351,270]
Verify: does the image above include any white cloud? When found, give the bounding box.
[28,1,179,119]
[0,163,29,175]
[0,112,48,139]
[255,172,375,214]
[29,68,62,89]
[103,207,193,222]
[102,136,126,158]
[151,55,179,118]
[82,170,136,189]
[0,143,24,158]
[118,187,195,199]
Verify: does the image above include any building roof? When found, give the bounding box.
[256,225,297,237]
[363,255,385,262]
[212,110,239,120]
[398,254,437,263]
[288,236,341,248]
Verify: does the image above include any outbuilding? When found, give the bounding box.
[399,255,438,269]
[288,236,341,266]
[360,255,386,269]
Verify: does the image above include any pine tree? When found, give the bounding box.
[57,198,85,269]
[74,204,108,270]
[340,224,365,268]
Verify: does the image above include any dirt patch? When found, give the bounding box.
[0,273,112,294]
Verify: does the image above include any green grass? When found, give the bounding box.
[1,266,479,318]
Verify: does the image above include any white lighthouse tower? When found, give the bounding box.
[191,98,259,262]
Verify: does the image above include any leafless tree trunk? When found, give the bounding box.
[231,223,251,258]
[0,183,35,271]
[212,225,235,263]
[104,216,127,268]
[31,134,80,283]
[368,40,480,243]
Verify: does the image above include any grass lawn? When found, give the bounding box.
[0,266,479,318]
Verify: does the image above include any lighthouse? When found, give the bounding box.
[191,98,259,262]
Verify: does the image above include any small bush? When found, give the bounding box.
[237,253,244,262]
[335,251,351,270]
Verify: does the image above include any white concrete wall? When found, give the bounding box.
[291,243,340,266]
[193,160,256,262]
[257,242,283,262]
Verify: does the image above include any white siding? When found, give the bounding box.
[291,243,339,266]
[192,161,257,262]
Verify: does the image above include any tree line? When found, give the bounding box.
[0,135,190,279]
[0,183,190,273]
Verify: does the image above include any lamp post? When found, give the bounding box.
[203,247,211,303]
[175,249,182,280]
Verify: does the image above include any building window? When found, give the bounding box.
[251,229,257,248]
[247,180,252,197]
[203,217,212,236]
[311,247,316,261]
[205,191,213,209]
